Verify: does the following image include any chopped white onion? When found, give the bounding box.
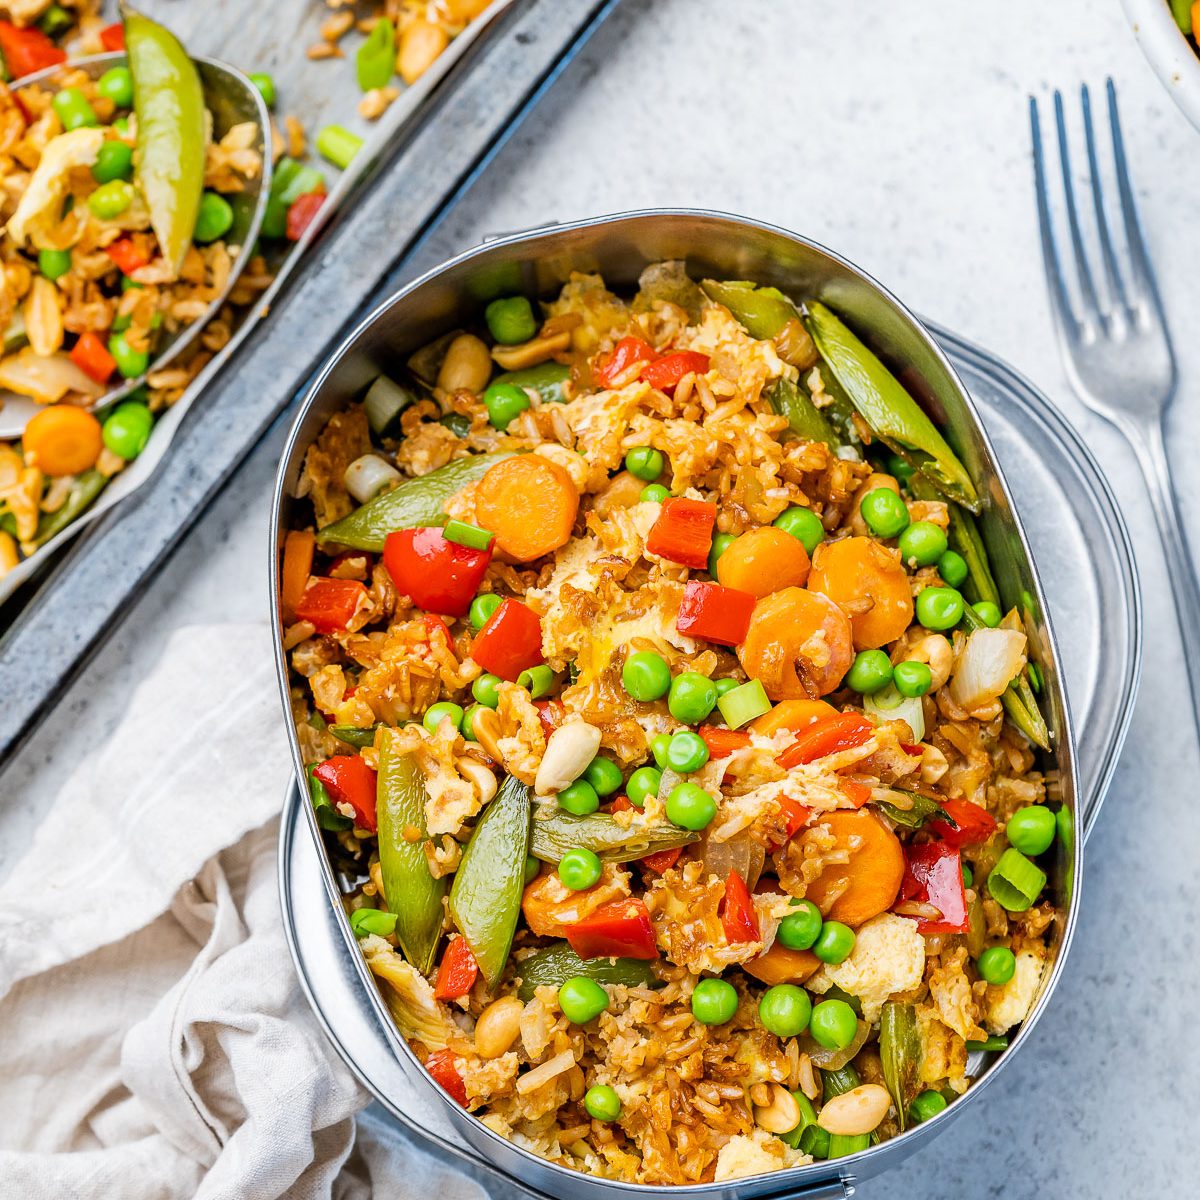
[864,684,925,743]
[949,628,1027,710]
[343,453,401,504]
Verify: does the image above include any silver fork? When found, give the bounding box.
[1031,79,1200,736]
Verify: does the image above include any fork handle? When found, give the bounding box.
[1129,418,1200,738]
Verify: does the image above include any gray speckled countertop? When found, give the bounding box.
[5,1,1200,1196]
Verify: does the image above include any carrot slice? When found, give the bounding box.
[749,698,835,738]
[743,942,821,986]
[474,455,579,563]
[280,529,316,621]
[23,405,102,477]
[804,809,905,927]
[807,535,913,650]
[738,586,854,699]
[716,526,810,597]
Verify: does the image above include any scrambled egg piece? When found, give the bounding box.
[808,912,925,1022]
[984,945,1046,1035]
[916,1003,970,1093]
[462,1052,520,1106]
[7,128,104,248]
[714,1130,808,1182]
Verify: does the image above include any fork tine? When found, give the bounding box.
[1081,83,1129,315]
[1052,89,1103,322]
[1029,95,1080,337]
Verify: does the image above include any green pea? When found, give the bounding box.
[773,505,824,555]
[962,862,974,889]
[1006,805,1056,856]
[469,593,502,630]
[193,191,234,243]
[524,854,540,886]
[107,331,149,379]
[91,139,133,184]
[461,704,484,742]
[778,900,823,951]
[665,730,709,773]
[897,520,948,567]
[52,87,98,132]
[916,586,965,631]
[640,483,670,503]
[583,756,623,797]
[666,782,716,831]
[808,999,858,1050]
[89,179,134,220]
[713,677,740,697]
[973,601,1002,628]
[558,779,600,816]
[584,1084,622,1122]
[485,295,537,345]
[650,733,672,769]
[558,846,602,890]
[622,650,671,702]
[707,531,735,576]
[37,247,71,281]
[471,672,502,708]
[625,766,661,809]
[893,660,933,698]
[558,975,609,1023]
[624,445,664,482]
[690,977,738,1026]
[101,401,153,460]
[812,921,855,965]
[668,672,717,724]
[423,701,463,735]
[860,488,910,538]
[938,550,968,588]
[481,381,530,430]
[977,946,1016,985]
[909,1089,948,1123]
[97,66,134,109]
[846,649,893,695]
[886,453,914,485]
[758,984,812,1037]
[249,71,277,109]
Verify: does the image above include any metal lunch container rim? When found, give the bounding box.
[269,209,1084,1198]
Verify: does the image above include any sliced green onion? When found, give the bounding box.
[317,124,364,170]
[965,1035,1009,1052]
[779,1091,819,1149]
[363,373,415,435]
[716,679,771,729]
[827,1133,871,1159]
[864,683,925,742]
[799,1124,830,1159]
[349,907,398,937]
[986,848,1046,912]
[443,519,494,551]
[517,664,556,699]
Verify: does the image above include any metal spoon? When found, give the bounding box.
[0,50,271,439]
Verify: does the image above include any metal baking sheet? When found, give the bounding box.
[278,324,1140,1194]
[0,0,619,767]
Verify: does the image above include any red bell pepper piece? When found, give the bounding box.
[900,840,970,934]
[767,796,812,851]
[286,190,325,241]
[698,725,751,759]
[720,870,760,943]
[313,754,378,832]
[640,847,682,874]
[535,699,564,738]
[294,577,369,633]
[424,1049,467,1107]
[383,526,492,618]
[929,797,997,848]
[609,794,634,813]
[69,331,116,385]
[593,335,657,388]
[675,578,755,646]
[470,598,543,681]
[839,779,873,809]
[106,238,150,276]
[99,22,125,52]
[641,350,710,392]
[0,22,66,78]
[565,898,658,961]
[433,936,479,1001]
[777,712,874,769]
[647,498,717,570]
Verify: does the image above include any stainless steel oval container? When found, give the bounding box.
[271,211,1101,1199]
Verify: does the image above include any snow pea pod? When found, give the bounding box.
[492,361,570,405]
[529,808,699,865]
[700,278,798,340]
[377,736,446,973]
[874,789,952,830]
[329,723,381,750]
[448,773,530,988]
[767,377,838,450]
[124,8,205,277]
[316,450,517,550]
[879,1001,921,1131]
[806,302,979,512]
[515,942,660,1002]
[33,469,105,546]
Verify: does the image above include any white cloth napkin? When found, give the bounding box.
[0,624,493,1200]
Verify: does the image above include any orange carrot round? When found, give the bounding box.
[743,943,821,985]
[738,586,854,699]
[804,809,905,927]
[716,526,810,597]
[474,455,579,563]
[749,698,835,738]
[807,536,913,650]
[23,405,102,477]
